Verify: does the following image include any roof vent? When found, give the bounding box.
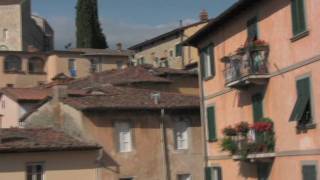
[151,92,161,105]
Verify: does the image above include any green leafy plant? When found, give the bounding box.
[221,137,238,154]
[222,126,237,136]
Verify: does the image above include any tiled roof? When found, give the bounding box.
[0,128,100,153]
[63,86,199,111]
[68,66,171,89]
[147,67,197,76]
[0,88,50,102]
[71,48,134,57]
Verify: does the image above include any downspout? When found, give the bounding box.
[197,50,209,169]
[160,108,171,180]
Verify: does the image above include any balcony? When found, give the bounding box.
[223,41,270,89]
[221,118,275,162]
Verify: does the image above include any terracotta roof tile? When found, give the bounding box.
[63,86,199,110]
[0,128,100,153]
[0,88,50,102]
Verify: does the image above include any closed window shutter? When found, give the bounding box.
[200,50,206,79]
[290,77,311,121]
[291,0,306,35]
[302,165,317,180]
[207,107,217,142]
[205,167,212,180]
[208,44,215,77]
[176,44,182,57]
[247,17,258,41]
[252,93,264,122]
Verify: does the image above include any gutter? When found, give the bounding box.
[160,108,171,180]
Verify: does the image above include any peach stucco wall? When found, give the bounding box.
[196,0,320,179]
[0,151,99,180]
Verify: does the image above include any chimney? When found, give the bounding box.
[199,9,209,22]
[116,43,123,51]
[151,92,161,105]
[52,85,68,102]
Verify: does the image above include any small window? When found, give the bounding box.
[4,55,22,72]
[205,167,222,180]
[28,57,44,73]
[252,93,264,122]
[68,59,77,77]
[175,44,182,57]
[290,77,313,128]
[2,28,8,41]
[175,120,189,150]
[137,57,145,65]
[1,100,5,109]
[119,178,133,180]
[116,61,123,70]
[170,50,174,57]
[26,163,44,180]
[247,17,259,42]
[177,174,192,180]
[207,106,217,142]
[115,122,133,153]
[6,84,14,88]
[160,60,169,68]
[200,44,215,79]
[90,59,98,73]
[291,0,307,36]
[302,163,317,180]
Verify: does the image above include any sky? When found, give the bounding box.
[32,0,236,49]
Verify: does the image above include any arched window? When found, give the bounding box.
[4,55,22,72]
[28,57,45,73]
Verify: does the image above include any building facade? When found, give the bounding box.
[129,11,209,70]
[185,0,320,179]
[0,0,54,51]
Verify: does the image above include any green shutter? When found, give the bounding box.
[205,167,212,180]
[175,44,182,57]
[208,44,215,77]
[252,93,264,122]
[207,106,217,142]
[247,17,258,41]
[214,167,222,180]
[290,77,311,121]
[302,165,317,180]
[291,0,306,35]
[200,50,206,79]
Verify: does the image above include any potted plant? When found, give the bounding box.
[236,122,250,135]
[222,126,237,136]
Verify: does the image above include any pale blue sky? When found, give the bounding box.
[32,0,236,49]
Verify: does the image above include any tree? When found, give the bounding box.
[76,0,108,49]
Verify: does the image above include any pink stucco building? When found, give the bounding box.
[185,0,320,179]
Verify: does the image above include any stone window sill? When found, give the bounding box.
[4,71,25,74]
[291,30,310,42]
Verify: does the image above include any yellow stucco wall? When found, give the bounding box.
[0,151,99,180]
[132,22,206,69]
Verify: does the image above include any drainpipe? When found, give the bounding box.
[160,108,171,180]
[197,50,209,169]
[179,20,185,69]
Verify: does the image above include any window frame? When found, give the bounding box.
[301,161,318,180]
[290,75,315,129]
[291,0,308,39]
[175,44,183,57]
[200,44,215,80]
[206,105,217,142]
[68,59,77,77]
[177,173,192,180]
[205,166,222,180]
[247,16,259,42]
[4,55,22,73]
[115,121,134,153]
[26,162,45,180]
[28,57,45,74]
[174,119,190,150]
[252,93,264,122]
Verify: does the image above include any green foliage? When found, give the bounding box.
[221,137,238,154]
[76,0,108,49]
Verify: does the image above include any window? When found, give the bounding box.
[247,17,259,42]
[115,122,133,153]
[28,57,44,73]
[175,44,182,57]
[116,60,123,70]
[302,163,317,180]
[26,163,44,180]
[68,59,77,77]
[207,106,217,142]
[119,178,133,180]
[175,120,189,150]
[160,60,169,68]
[170,50,174,57]
[1,100,5,109]
[252,93,264,122]
[4,55,22,72]
[290,77,313,128]
[200,44,215,79]
[137,57,145,65]
[178,174,192,180]
[291,0,307,36]
[205,167,222,180]
[3,29,8,41]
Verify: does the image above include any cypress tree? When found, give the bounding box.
[76,0,108,48]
